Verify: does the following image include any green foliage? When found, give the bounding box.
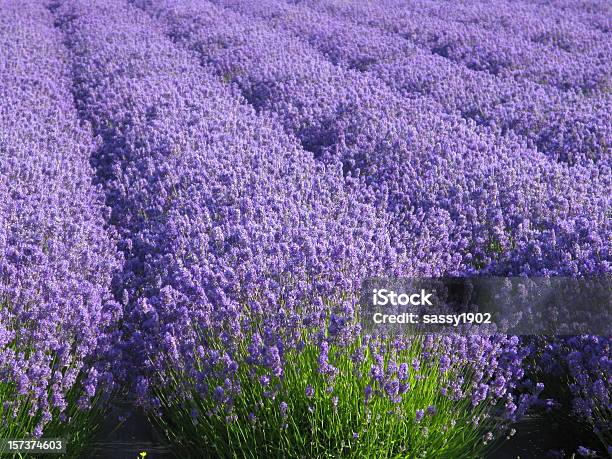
[0,361,106,458]
[152,339,507,458]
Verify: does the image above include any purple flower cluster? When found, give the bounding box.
[52,0,396,403]
[361,334,533,421]
[212,0,610,166]
[0,0,121,435]
[137,0,609,277]
[540,336,611,442]
[299,0,610,93]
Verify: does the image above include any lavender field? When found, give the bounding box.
[0,0,610,457]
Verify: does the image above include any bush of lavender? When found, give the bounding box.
[154,333,534,458]
[534,336,611,453]
[0,0,121,453]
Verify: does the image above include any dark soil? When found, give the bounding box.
[89,409,606,459]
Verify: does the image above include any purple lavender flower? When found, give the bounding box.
[439,355,451,373]
[577,446,596,457]
[279,401,288,417]
[0,0,122,432]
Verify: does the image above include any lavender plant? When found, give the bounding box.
[536,336,611,452]
[154,335,533,458]
[0,0,121,452]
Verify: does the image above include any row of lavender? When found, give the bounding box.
[0,0,121,439]
[372,0,610,43]
[0,0,609,455]
[298,0,610,94]
[137,0,609,276]
[215,0,610,166]
[51,0,400,406]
